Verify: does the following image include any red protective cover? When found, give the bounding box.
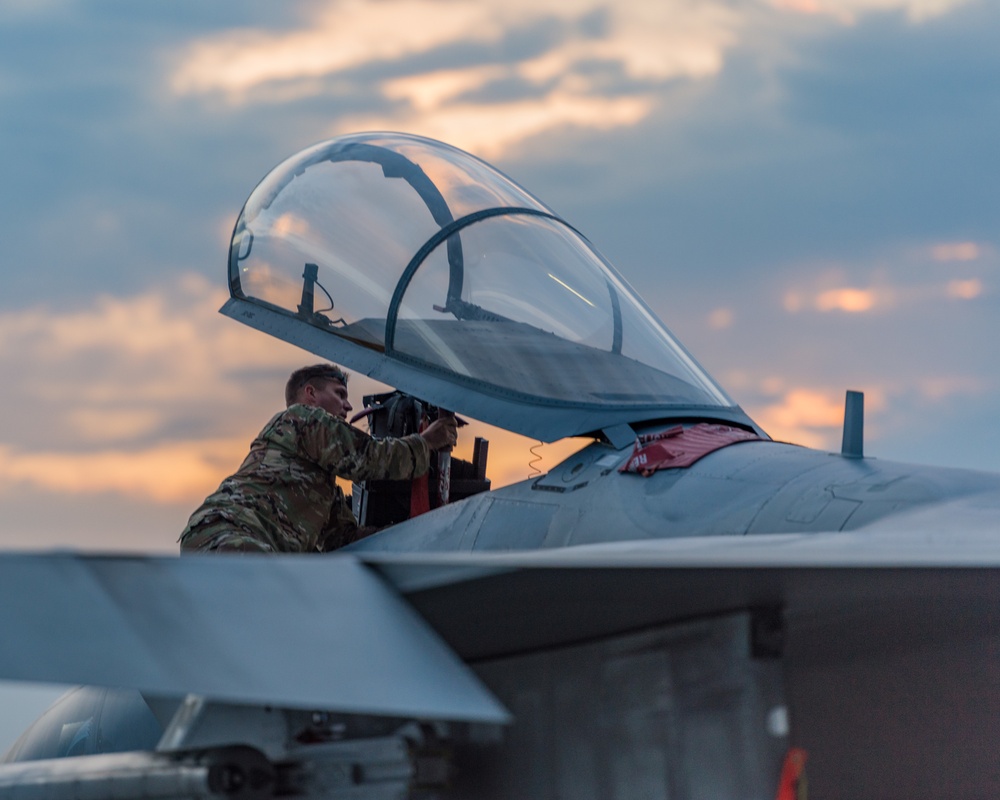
[620,423,761,476]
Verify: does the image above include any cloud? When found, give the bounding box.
[0,275,310,503]
[0,439,248,504]
[769,0,972,24]
[361,61,656,157]
[741,365,992,454]
[707,307,734,330]
[749,384,891,449]
[779,250,990,317]
[380,66,509,114]
[931,241,982,262]
[814,286,878,312]
[946,277,982,299]
[170,0,739,99]
[783,283,891,314]
[0,0,71,17]
[336,91,653,160]
[66,409,165,443]
[900,0,973,21]
[169,0,966,104]
[166,0,745,156]
[170,1,501,98]
[916,374,986,401]
[752,387,846,448]
[0,274,294,418]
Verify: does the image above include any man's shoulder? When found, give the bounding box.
[276,404,355,440]
[283,403,345,425]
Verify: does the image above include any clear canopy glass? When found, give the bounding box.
[229,132,732,411]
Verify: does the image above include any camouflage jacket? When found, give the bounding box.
[179,404,429,553]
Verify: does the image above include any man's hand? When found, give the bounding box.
[420,416,458,451]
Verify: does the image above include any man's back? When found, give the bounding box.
[179,403,430,553]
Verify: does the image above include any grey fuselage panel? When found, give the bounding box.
[348,437,1000,553]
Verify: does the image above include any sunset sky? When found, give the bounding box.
[1,0,998,749]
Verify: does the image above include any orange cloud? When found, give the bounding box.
[381,66,509,113]
[337,93,654,161]
[785,278,896,315]
[168,0,742,156]
[750,383,892,449]
[0,439,249,504]
[707,307,734,330]
[166,0,971,159]
[66,409,164,443]
[171,1,497,97]
[771,0,824,13]
[917,375,986,401]
[171,1,737,99]
[932,241,981,262]
[756,387,843,435]
[169,0,966,107]
[784,253,990,317]
[0,275,309,503]
[814,287,877,313]
[165,0,973,167]
[782,292,804,313]
[770,0,970,24]
[0,274,299,412]
[946,278,982,300]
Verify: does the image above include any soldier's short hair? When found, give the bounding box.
[285,364,349,406]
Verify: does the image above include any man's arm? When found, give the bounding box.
[293,405,457,482]
[350,416,459,480]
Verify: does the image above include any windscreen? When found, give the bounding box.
[229,132,732,411]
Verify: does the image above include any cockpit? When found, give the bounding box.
[222,133,754,443]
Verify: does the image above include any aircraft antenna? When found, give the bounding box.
[840,390,864,458]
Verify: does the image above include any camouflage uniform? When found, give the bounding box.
[179,404,429,553]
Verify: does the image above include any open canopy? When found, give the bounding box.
[222,132,755,442]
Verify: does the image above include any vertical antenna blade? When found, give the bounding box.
[841,390,864,458]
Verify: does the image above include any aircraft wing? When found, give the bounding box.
[0,552,508,723]
[2,522,998,707]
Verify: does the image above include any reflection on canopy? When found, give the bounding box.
[228,132,733,414]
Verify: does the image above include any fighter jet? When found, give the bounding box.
[2,132,999,800]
